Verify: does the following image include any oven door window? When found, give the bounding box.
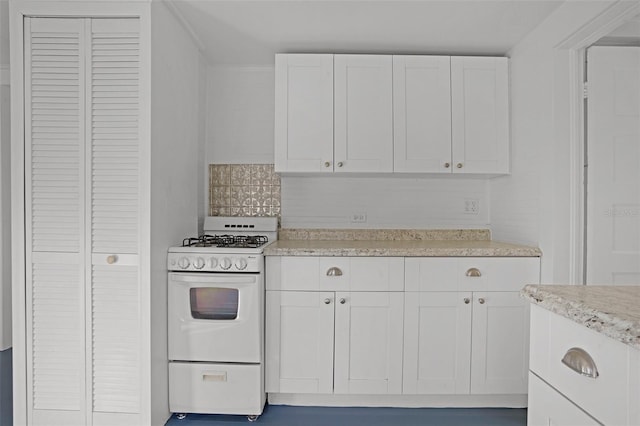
[189,288,239,320]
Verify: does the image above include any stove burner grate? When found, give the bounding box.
[182,234,268,248]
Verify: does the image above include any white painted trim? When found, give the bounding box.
[163,0,206,54]
[561,1,640,285]
[558,1,640,50]
[568,49,585,285]
[0,65,8,85]
[268,393,528,408]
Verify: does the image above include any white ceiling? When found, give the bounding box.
[170,0,565,66]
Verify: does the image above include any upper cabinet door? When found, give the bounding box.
[334,55,393,173]
[451,57,509,174]
[274,54,334,173]
[393,56,452,173]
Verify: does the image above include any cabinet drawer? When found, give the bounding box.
[405,257,540,292]
[169,362,264,415]
[544,310,631,425]
[267,256,403,291]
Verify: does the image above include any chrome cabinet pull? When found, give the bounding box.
[444,162,451,168]
[106,255,118,264]
[326,267,343,276]
[324,298,331,305]
[337,162,344,168]
[463,298,470,304]
[466,268,481,277]
[324,161,331,168]
[561,348,599,379]
[457,163,463,169]
[339,298,346,304]
[478,298,485,304]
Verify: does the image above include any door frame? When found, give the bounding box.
[559,1,640,285]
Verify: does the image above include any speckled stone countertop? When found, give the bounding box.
[522,285,640,350]
[264,229,541,257]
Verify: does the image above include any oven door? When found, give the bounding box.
[168,272,263,363]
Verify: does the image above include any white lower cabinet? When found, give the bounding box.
[403,257,538,396]
[266,289,404,395]
[528,304,640,425]
[266,256,540,402]
[266,257,404,394]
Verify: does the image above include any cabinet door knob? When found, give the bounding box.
[444,162,450,168]
[326,267,343,276]
[463,298,470,304]
[561,347,599,379]
[339,298,346,304]
[337,162,344,168]
[457,163,463,169]
[465,268,481,277]
[478,298,485,304]
[324,298,331,305]
[324,161,331,168]
[106,255,118,264]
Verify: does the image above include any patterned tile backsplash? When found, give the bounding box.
[209,164,281,217]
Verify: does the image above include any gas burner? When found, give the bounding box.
[182,234,269,249]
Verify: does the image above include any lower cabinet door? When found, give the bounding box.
[403,291,472,394]
[470,291,529,394]
[333,292,404,394]
[528,373,600,426]
[265,291,335,393]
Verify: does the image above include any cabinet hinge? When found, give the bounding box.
[582,82,588,99]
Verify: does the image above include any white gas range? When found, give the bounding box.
[167,216,278,421]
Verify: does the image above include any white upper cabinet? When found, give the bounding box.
[451,57,509,174]
[334,55,393,173]
[274,54,333,173]
[393,56,452,173]
[275,53,510,175]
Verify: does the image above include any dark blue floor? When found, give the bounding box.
[166,405,526,426]
[0,348,12,426]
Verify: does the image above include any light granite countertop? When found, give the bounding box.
[522,284,640,350]
[264,228,541,257]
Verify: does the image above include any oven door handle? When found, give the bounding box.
[169,274,257,284]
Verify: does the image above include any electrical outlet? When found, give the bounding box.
[464,199,480,215]
[350,213,367,223]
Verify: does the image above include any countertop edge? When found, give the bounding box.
[521,285,640,350]
[264,247,542,257]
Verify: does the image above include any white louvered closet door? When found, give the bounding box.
[88,18,141,417]
[24,17,141,425]
[25,17,87,426]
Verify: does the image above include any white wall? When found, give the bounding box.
[206,66,275,164]
[282,176,489,229]
[150,1,204,423]
[0,0,11,351]
[206,65,491,229]
[492,1,621,283]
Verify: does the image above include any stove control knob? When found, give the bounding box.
[193,257,205,270]
[220,257,232,270]
[177,257,190,269]
[208,257,219,269]
[235,258,248,271]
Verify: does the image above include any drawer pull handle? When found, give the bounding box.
[106,255,118,264]
[339,298,346,304]
[324,298,331,305]
[466,268,481,277]
[463,298,470,304]
[326,267,343,276]
[561,347,599,379]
